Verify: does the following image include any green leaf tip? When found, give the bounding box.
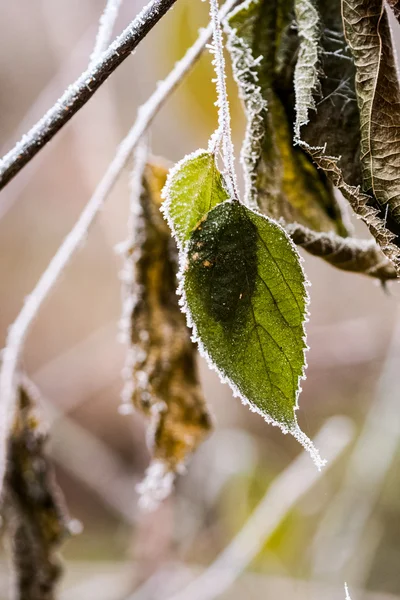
[180,201,325,469]
[161,149,230,249]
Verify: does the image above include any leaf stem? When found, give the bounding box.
[208,0,239,200]
[0,0,178,191]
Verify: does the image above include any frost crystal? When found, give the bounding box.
[344,583,352,600]
[225,0,267,207]
[136,460,175,512]
[208,0,238,199]
[294,0,321,140]
[90,0,124,68]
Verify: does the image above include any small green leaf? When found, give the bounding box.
[182,200,324,467]
[161,149,229,248]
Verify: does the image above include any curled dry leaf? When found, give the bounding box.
[342,0,400,227]
[292,0,400,274]
[226,0,349,234]
[3,378,70,600]
[226,0,399,279]
[120,161,213,510]
[287,223,397,281]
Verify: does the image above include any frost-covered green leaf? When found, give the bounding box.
[181,201,324,467]
[226,0,349,235]
[161,150,229,248]
[342,0,400,223]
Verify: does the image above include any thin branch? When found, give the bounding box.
[162,417,353,600]
[90,0,125,67]
[0,0,178,191]
[286,223,398,281]
[0,0,238,501]
[345,583,353,600]
[208,0,238,198]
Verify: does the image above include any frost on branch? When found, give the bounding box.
[208,0,238,199]
[225,0,267,207]
[293,0,320,140]
[118,160,213,510]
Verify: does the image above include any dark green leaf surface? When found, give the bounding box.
[161,150,229,248]
[182,201,323,465]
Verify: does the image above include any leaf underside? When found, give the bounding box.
[226,0,400,278]
[226,0,350,235]
[292,0,400,273]
[342,0,400,223]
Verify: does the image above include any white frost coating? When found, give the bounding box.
[344,583,352,600]
[167,197,324,469]
[0,0,238,500]
[90,0,124,68]
[0,0,165,180]
[118,139,148,415]
[208,0,239,199]
[293,0,320,140]
[136,460,175,511]
[225,0,267,207]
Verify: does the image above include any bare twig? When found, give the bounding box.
[0,0,238,502]
[0,0,178,190]
[161,417,353,600]
[90,0,124,67]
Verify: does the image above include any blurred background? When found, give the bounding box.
[1,1,400,599]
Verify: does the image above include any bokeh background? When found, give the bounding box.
[1,1,400,599]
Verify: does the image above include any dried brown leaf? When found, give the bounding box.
[120,160,212,509]
[3,378,69,600]
[287,223,397,281]
[343,0,400,224]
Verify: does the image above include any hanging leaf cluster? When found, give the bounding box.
[226,0,400,277]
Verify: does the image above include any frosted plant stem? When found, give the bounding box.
[90,0,125,67]
[0,0,239,501]
[208,0,239,199]
[163,417,353,600]
[0,0,178,191]
[344,583,352,600]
